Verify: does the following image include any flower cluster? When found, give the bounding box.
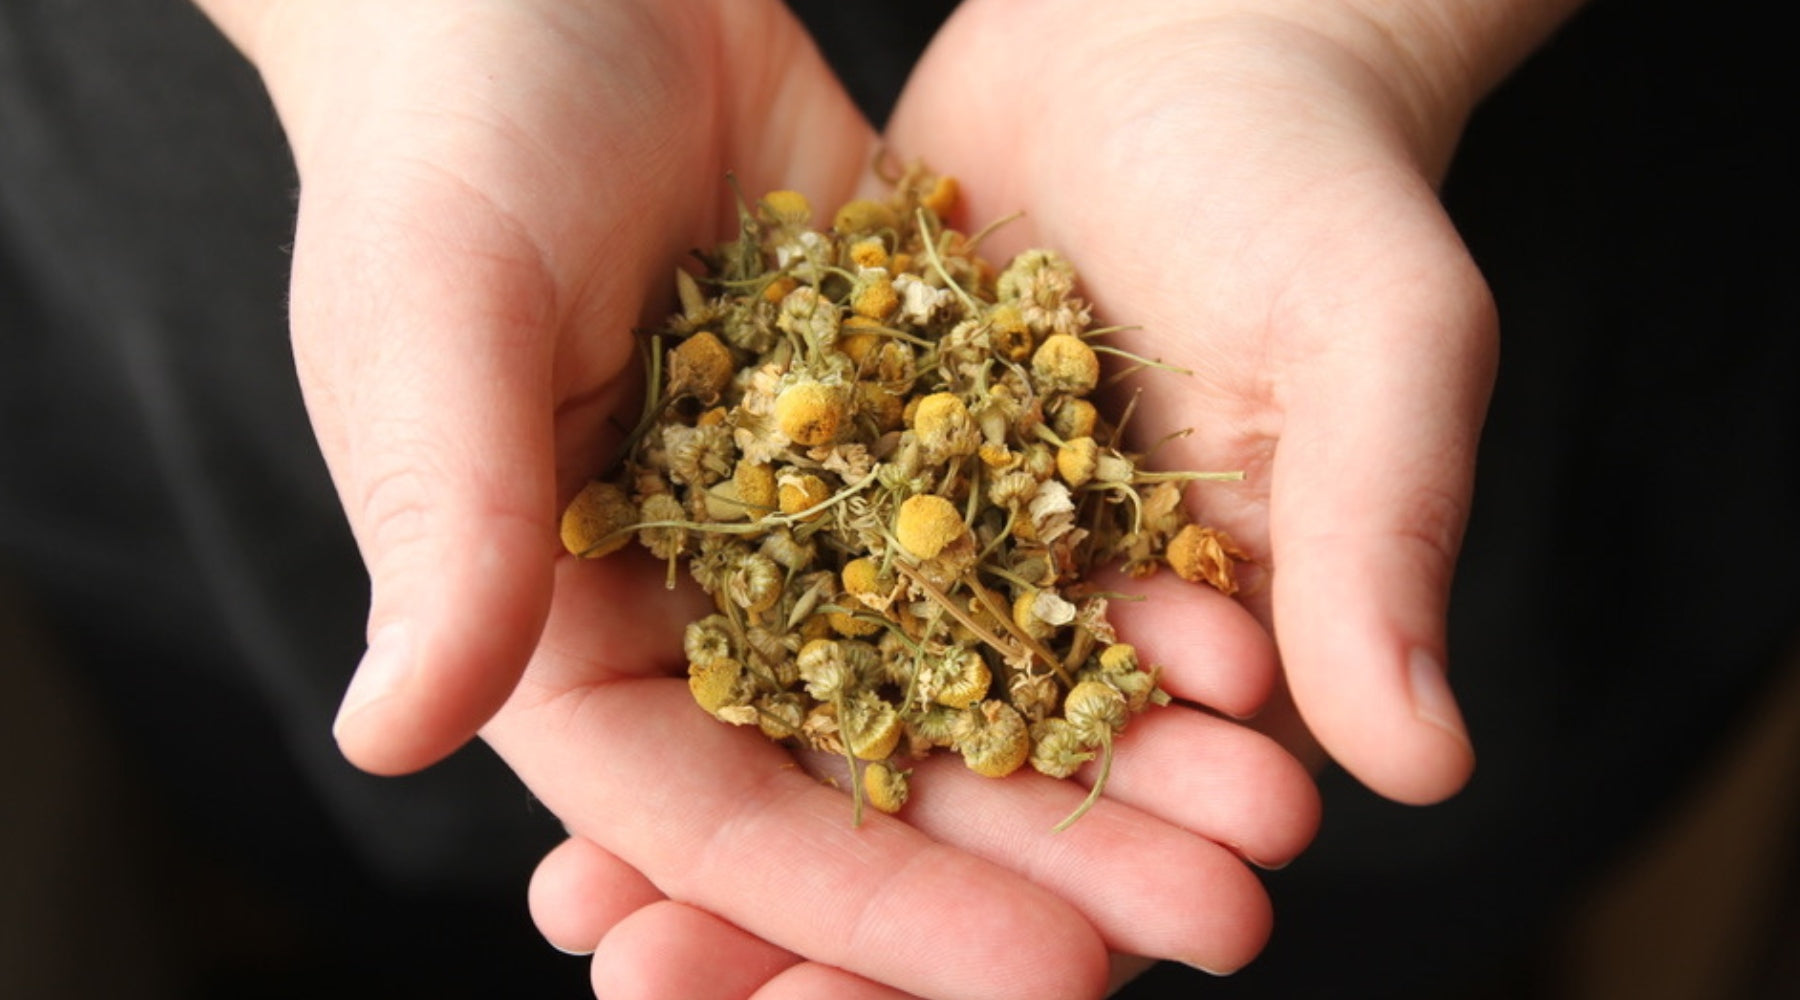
[560,167,1243,826]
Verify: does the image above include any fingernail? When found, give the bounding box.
[1408,647,1468,743]
[334,623,412,738]
[549,942,595,958]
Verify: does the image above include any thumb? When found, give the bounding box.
[294,181,566,777]
[1269,212,1494,805]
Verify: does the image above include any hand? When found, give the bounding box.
[210,0,879,774]
[881,0,1585,803]
[198,0,1319,995]
[486,547,1313,997]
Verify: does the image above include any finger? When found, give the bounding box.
[292,178,568,775]
[1101,570,1278,719]
[1084,706,1321,869]
[529,837,665,956]
[487,551,1109,1000]
[901,753,1274,976]
[591,901,919,1000]
[750,961,923,1000]
[484,683,1109,1000]
[591,901,796,1000]
[1269,201,1492,804]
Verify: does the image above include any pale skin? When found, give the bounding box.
[192,0,1583,996]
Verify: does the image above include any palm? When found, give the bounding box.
[887,1,1493,800]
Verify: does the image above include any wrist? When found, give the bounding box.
[1336,0,1589,146]
[960,0,1585,179]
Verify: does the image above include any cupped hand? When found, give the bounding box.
[221,0,877,774]
[885,0,1510,804]
[484,544,1313,998]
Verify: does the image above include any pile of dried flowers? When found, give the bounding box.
[561,166,1242,827]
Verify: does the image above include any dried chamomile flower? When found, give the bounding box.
[834,198,899,237]
[1029,717,1093,779]
[1055,436,1100,488]
[894,494,966,560]
[558,166,1245,828]
[1032,333,1102,397]
[689,656,745,716]
[1064,680,1128,742]
[774,378,850,447]
[925,647,991,710]
[862,761,910,814]
[1166,523,1246,595]
[760,189,813,229]
[955,699,1030,778]
[560,481,636,558]
[667,330,735,403]
[911,392,980,462]
[843,691,903,761]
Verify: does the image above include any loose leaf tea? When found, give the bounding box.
[561,166,1243,827]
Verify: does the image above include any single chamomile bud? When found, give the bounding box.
[910,391,980,461]
[1021,442,1058,482]
[774,378,850,447]
[833,198,898,236]
[1008,669,1061,723]
[954,699,1030,778]
[776,285,840,346]
[732,459,779,515]
[843,692,903,761]
[635,492,689,561]
[894,494,966,560]
[726,551,783,619]
[856,381,907,433]
[1012,588,1077,640]
[683,615,735,668]
[560,481,637,558]
[931,648,992,710]
[688,656,745,715]
[1098,643,1139,674]
[905,704,961,753]
[1094,450,1137,484]
[862,762,910,814]
[1031,333,1101,396]
[759,189,813,229]
[1028,717,1095,779]
[1055,436,1100,488]
[851,270,899,321]
[1048,397,1099,441]
[756,692,806,741]
[797,638,852,702]
[667,330,735,403]
[847,236,889,270]
[1166,523,1242,595]
[1108,667,1168,714]
[988,470,1040,509]
[985,302,1033,362]
[777,469,832,520]
[839,557,887,605]
[1063,680,1129,744]
[827,607,882,639]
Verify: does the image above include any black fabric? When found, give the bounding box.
[1,0,1791,995]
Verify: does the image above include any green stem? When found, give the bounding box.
[1052,732,1112,833]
